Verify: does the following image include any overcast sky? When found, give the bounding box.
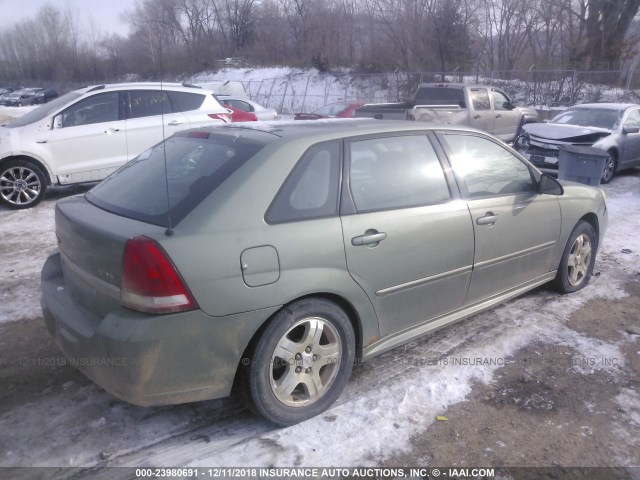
[1,0,133,36]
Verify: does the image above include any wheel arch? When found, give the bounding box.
[0,155,54,185]
[579,212,600,246]
[232,292,365,390]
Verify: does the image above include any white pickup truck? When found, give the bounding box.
[354,83,539,142]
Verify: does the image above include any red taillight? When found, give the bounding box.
[121,236,198,314]
[208,113,232,123]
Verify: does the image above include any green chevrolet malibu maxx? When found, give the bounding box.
[41,120,608,425]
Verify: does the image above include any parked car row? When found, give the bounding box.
[0,87,58,106]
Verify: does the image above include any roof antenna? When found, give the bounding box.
[157,17,174,237]
[161,79,174,237]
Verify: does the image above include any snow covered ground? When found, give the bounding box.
[0,105,639,473]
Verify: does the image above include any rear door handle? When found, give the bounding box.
[476,212,498,225]
[168,120,183,126]
[473,114,481,119]
[495,114,502,118]
[104,128,120,134]
[352,231,387,246]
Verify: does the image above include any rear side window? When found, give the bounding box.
[266,142,341,223]
[470,89,490,111]
[222,99,254,112]
[349,135,450,212]
[168,91,205,112]
[129,90,172,118]
[87,134,267,226]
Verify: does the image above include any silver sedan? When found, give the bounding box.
[515,103,640,183]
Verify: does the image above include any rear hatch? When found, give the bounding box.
[59,130,272,318]
[55,195,163,319]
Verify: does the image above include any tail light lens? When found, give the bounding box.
[121,236,198,314]
[208,112,232,123]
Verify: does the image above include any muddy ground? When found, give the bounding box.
[386,279,640,471]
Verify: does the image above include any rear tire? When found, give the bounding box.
[238,298,355,426]
[552,221,597,293]
[0,159,48,209]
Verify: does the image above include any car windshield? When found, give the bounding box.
[5,91,83,128]
[551,108,622,130]
[87,132,269,227]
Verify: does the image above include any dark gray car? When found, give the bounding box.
[515,103,640,183]
[41,120,608,425]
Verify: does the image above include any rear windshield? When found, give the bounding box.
[87,133,267,226]
[414,87,466,107]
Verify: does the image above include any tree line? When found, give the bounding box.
[1,0,639,85]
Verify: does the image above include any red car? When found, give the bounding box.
[294,101,365,120]
[225,105,257,122]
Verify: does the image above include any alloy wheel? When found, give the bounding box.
[0,165,42,206]
[270,317,342,407]
[567,233,592,287]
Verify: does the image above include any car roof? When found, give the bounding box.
[200,118,483,142]
[73,82,205,94]
[570,103,640,110]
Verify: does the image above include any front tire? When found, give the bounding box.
[0,160,48,209]
[239,298,355,426]
[552,221,597,293]
[601,151,617,184]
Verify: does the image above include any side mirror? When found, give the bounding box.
[622,123,640,134]
[53,114,62,129]
[539,174,563,196]
[504,101,515,110]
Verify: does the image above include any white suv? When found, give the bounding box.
[0,82,231,209]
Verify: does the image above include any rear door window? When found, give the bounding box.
[470,89,490,111]
[87,133,268,226]
[128,90,172,118]
[348,135,450,212]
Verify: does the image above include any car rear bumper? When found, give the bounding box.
[41,252,278,406]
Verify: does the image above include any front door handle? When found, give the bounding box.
[168,120,183,126]
[352,230,387,246]
[473,114,481,119]
[476,212,498,225]
[495,114,502,119]
[104,128,120,134]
